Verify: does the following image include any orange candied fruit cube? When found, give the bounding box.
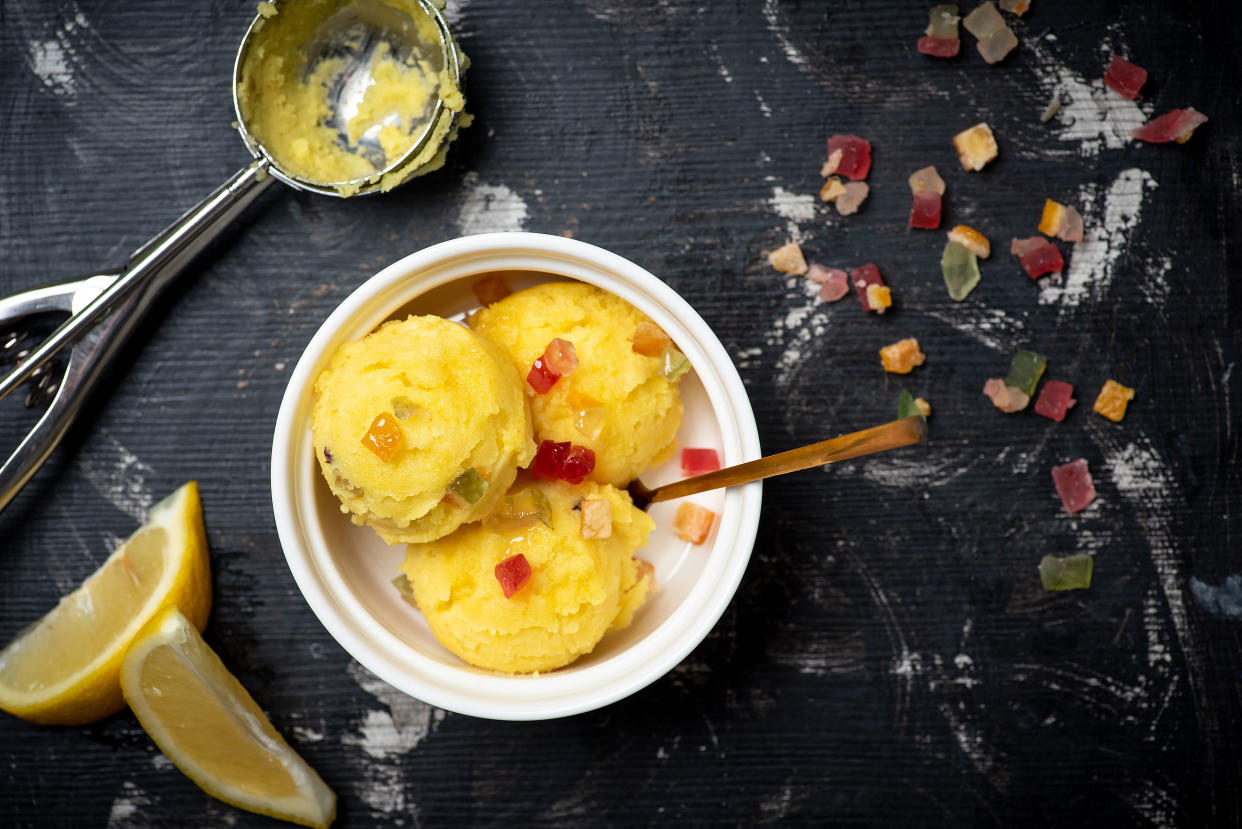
[631,321,672,357]
[865,284,893,314]
[952,122,999,172]
[1093,379,1135,422]
[914,397,932,417]
[768,242,808,275]
[819,177,847,202]
[879,338,927,374]
[947,224,991,258]
[1038,199,1067,237]
[362,413,404,462]
[673,502,716,545]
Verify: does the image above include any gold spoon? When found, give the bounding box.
[627,415,928,510]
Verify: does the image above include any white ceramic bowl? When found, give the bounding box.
[271,232,761,720]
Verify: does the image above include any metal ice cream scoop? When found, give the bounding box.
[0,0,463,514]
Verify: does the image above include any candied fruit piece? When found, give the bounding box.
[908,165,946,195]
[574,406,606,441]
[660,345,690,381]
[821,148,844,177]
[819,177,847,202]
[390,395,426,421]
[485,487,554,531]
[472,274,511,305]
[1037,199,1085,243]
[631,321,671,357]
[560,445,596,484]
[940,241,981,301]
[362,413,403,462]
[866,284,893,313]
[926,4,960,39]
[495,553,531,598]
[1011,237,1063,278]
[1039,554,1093,591]
[909,190,942,229]
[897,388,929,420]
[530,439,569,481]
[527,357,559,393]
[998,0,1029,14]
[527,338,578,393]
[918,36,961,58]
[1040,96,1063,123]
[826,134,872,180]
[851,263,886,311]
[447,467,489,507]
[1132,108,1208,144]
[768,242,808,275]
[1093,379,1135,422]
[673,503,716,545]
[1005,349,1047,398]
[1034,380,1076,422]
[975,25,1018,64]
[818,270,851,302]
[982,378,1029,412]
[580,498,613,540]
[836,182,870,216]
[947,224,991,258]
[1052,458,1097,514]
[392,574,416,605]
[962,2,1005,38]
[953,123,999,171]
[1104,55,1147,100]
[681,447,721,477]
[880,338,926,374]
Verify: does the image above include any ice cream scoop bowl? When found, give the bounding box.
[0,0,463,512]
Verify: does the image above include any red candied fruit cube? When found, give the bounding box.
[560,444,596,484]
[526,338,578,393]
[917,36,960,58]
[1034,380,1077,422]
[850,263,886,311]
[909,191,942,229]
[530,439,595,484]
[531,440,569,480]
[1104,56,1147,100]
[1131,108,1209,144]
[681,447,721,477]
[527,358,559,394]
[1052,458,1097,515]
[495,553,531,598]
[827,134,872,181]
[1020,242,1064,278]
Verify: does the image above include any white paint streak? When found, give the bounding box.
[1038,168,1157,307]
[28,39,76,96]
[768,186,817,225]
[922,305,1029,353]
[1189,574,1242,618]
[454,172,528,236]
[80,430,155,522]
[107,781,150,829]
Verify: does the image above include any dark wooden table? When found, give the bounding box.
[3,1,1239,825]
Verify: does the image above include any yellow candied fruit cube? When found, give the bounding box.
[879,338,927,374]
[1093,379,1135,422]
[947,224,991,258]
[768,242,808,275]
[866,284,892,313]
[820,177,847,202]
[952,123,999,172]
[1038,199,1067,237]
[914,397,931,417]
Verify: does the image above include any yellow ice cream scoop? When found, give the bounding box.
[399,477,656,674]
[311,316,536,545]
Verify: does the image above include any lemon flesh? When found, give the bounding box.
[0,482,210,725]
[121,607,336,829]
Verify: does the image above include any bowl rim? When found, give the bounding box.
[271,231,762,719]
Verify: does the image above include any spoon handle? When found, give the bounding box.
[640,416,927,506]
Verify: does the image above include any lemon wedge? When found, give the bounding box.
[0,481,210,725]
[121,606,336,828]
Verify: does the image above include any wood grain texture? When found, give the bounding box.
[2,0,1239,826]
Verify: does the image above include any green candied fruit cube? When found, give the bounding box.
[448,467,489,506]
[660,345,691,381]
[927,4,960,39]
[897,388,923,420]
[940,241,981,302]
[484,487,554,532]
[1006,349,1047,398]
[391,574,417,605]
[1039,554,1093,591]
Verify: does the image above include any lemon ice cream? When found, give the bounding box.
[399,477,655,673]
[469,281,685,486]
[310,316,535,544]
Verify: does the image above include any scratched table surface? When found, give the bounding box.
[2,0,1240,826]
